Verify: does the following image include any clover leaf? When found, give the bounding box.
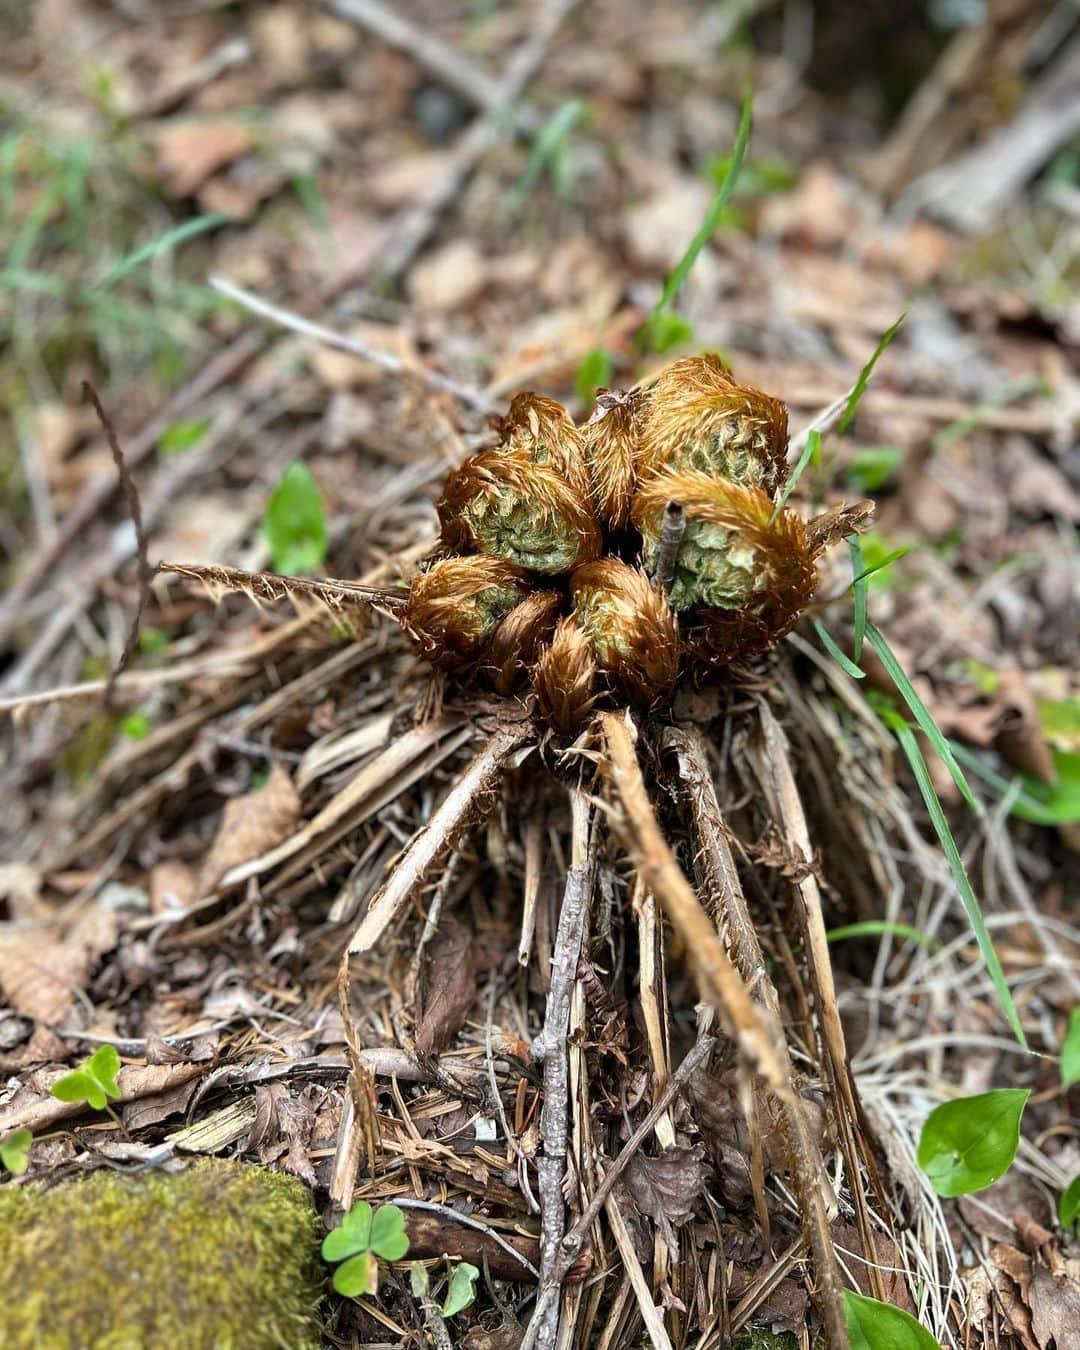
[917,1089,1030,1197]
[51,1044,122,1111]
[322,1201,409,1299]
[441,1261,480,1318]
[0,1129,32,1176]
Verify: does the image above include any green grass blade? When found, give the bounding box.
[508,98,585,218]
[97,213,229,289]
[893,720,1027,1047]
[934,375,1041,451]
[827,920,937,951]
[812,618,865,679]
[866,622,976,809]
[838,312,906,434]
[771,428,818,521]
[648,91,751,322]
[849,537,868,662]
[851,546,909,584]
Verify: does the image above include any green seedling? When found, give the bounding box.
[0,1129,32,1176]
[264,462,327,575]
[826,921,936,951]
[845,445,904,493]
[441,1261,480,1317]
[120,711,152,740]
[837,313,906,434]
[322,1201,409,1298]
[917,1089,1030,1197]
[51,1044,121,1111]
[844,1289,940,1349]
[575,346,613,410]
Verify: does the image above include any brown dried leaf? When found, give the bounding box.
[1030,1257,1080,1350]
[197,764,300,895]
[623,1143,709,1230]
[154,120,253,198]
[0,901,118,1026]
[415,919,478,1060]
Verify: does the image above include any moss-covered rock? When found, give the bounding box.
[0,1158,324,1349]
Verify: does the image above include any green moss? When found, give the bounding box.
[0,1159,324,1349]
[732,1329,799,1350]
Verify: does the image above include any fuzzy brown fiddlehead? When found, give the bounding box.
[580,388,643,531]
[484,589,563,696]
[404,555,529,666]
[569,559,679,708]
[636,353,789,495]
[532,616,599,737]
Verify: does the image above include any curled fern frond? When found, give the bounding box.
[570,559,679,707]
[533,616,599,736]
[580,388,643,531]
[404,556,528,665]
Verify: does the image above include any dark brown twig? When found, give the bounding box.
[82,383,152,710]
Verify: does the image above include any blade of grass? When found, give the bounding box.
[812,618,865,679]
[865,622,976,809]
[849,537,868,662]
[771,428,819,521]
[837,312,906,434]
[826,920,937,951]
[507,98,585,219]
[96,213,229,288]
[851,546,909,584]
[886,712,1027,1047]
[647,90,752,324]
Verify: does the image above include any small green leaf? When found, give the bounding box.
[1060,1173,1080,1230]
[264,462,326,575]
[826,921,936,951]
[157,418,208,457]
[1062,1008,1080,1088]
[410,1261,429,1297]
[137,627,171,655]
[771,429,818,522]
[812,618,865,680]
[332,1251,377,1298]
[845,445,904,493]
[838,313,906,435]
[369,1203,409,1261]
[322,1201,373,1261]
[917,1089,1030,1197]
[844,1289,941,1349]
[640,310,694,354]
[0,1128,32,1175]
[51,1044,122,1110]
[949,743,1080,828]
[121,711,152,740]
[575,347,613,409]
[441,1261,480,1318]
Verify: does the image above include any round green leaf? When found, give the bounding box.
[1061,1008,1080,1088]
[1060,1173,1080,1231]
[87,1044,122,1100]
[331,1251,377,1298]
[369,1204,409,1261]
[322,1201,373,1262]
[844,1289,941,1349]
[0,1128,33,1175]
[51,1070,92,1104]
[917,1089,1030,1197]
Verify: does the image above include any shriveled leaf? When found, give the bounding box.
[624,1143,708,1228]
[441,1261,480,1318]
[917,1090,1030,1198]
[414,919,478,1060]
[1061,1008,1080,1088]
[0,1128,32,1175]
[844,1289,940,1349]
[332,1250,377,1298]
[369,1203,409,1261]
[197,764,300,895]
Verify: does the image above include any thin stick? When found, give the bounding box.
[650,501,686,593]
[527,788,595,1350]
[391,1197,540,1280]
[83,383,152,708]
[599,710,849,1350]
[210,276,497,413]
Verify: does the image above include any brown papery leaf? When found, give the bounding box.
[0,900,118,1028]
[623,1142,709,1230]
[414,918,478,1060]
[197,764,301,896]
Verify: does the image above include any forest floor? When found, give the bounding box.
[0,2,1077,1347]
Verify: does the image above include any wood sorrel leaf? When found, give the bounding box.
[440,1261,480,1318]
[331,1251,377,1298]
[369,1203,409,1261]
[917,1089,1030,1197]
[844,1289,941,1349]
[0,1128,32,1175]
[51,1044,121,1110]
[322,1201,373,1262]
